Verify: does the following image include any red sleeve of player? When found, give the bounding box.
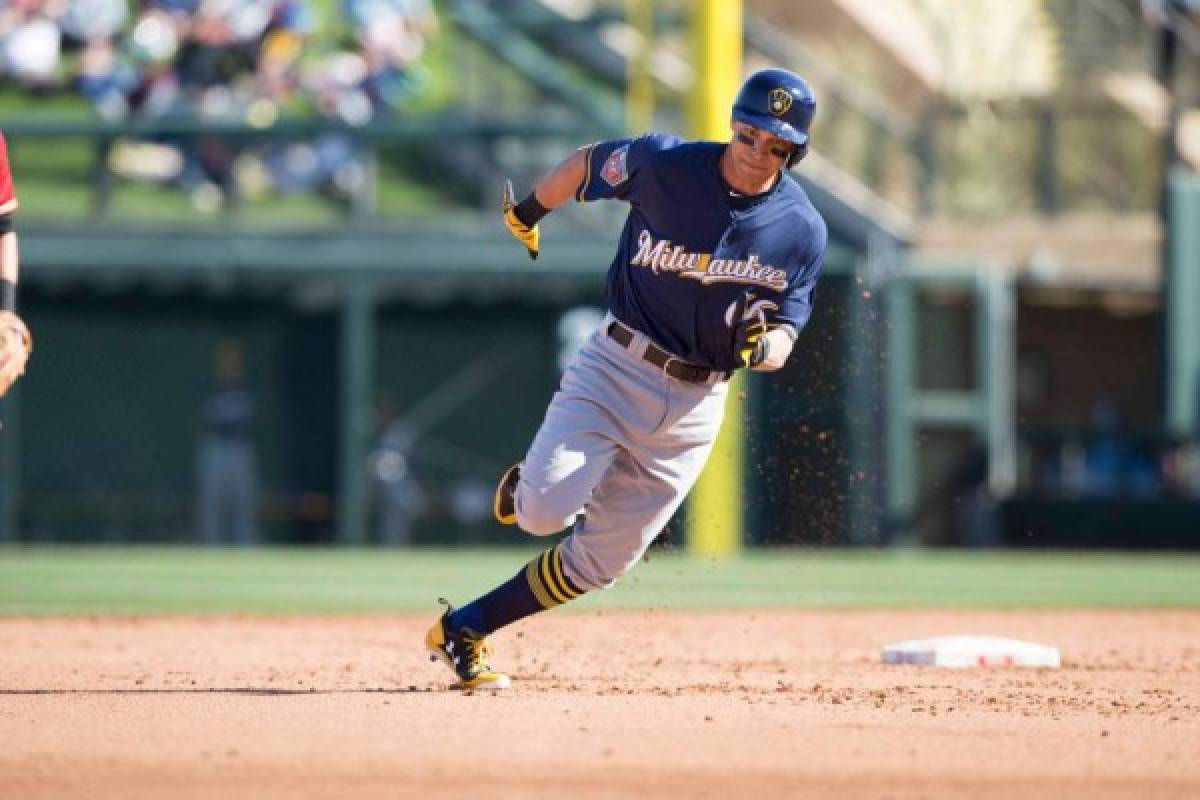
[0,132,17,215]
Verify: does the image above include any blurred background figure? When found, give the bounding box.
[946,437,998,548]
[261,48,371,203]
[1165,436,1200,497]
[195,337,259,546]
[1082,398,1129,498]
[343,0,437,114]
[448,476,491,530]
[368,405,426,546]
[61,0,127,105]
[556,306,605,374]
[908,436,997,547]
[0,0,64,91]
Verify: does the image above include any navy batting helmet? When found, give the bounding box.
[732,68,816,159]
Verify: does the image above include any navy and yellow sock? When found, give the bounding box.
[448,543,586,635]
[523,542,585,612]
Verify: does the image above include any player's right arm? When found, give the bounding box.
[503,135,677,258]
[531,147,589,210]
[502,147,589,260]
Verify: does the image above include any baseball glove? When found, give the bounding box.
[0,310,32,397]
[730,291,770,369]
[502,180,539,260]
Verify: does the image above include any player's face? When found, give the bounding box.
[727,122,794,191]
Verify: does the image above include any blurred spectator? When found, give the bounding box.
[253,3,315,108]
[195,338,259,546]
[368,413,427,546]
[117,10,182,115]
[1165,438,1200,497]
[950,438,999,547]
[1076,398,1162,498]
[344,0,436,113]
[1055,436,1088,496]
[174,0,269,91]
[59,0,126,44]
[302,51,372,124]
[911,436,998,547]
[1163,378,1200,498]
[62,0,127,104]
[448,476,491,527]
[1081,398,1126,497]
[1141,0,1200,37]
[0,0,64,90]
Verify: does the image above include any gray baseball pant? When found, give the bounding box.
[513,314,728,590]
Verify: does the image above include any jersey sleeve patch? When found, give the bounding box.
[601,145,630,187]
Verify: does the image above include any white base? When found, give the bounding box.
[882,635,1061,668]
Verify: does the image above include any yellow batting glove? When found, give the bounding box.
[503,180,540,260]
[731,293,770,368]
[737,324,768,369]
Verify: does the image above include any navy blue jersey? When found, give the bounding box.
[576,133,828,371]
[202,384,254,440]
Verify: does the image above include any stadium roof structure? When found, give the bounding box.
[754,0,1060,101]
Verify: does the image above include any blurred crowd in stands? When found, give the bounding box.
[0,0,438,208]
[1020,399,1200,502]
[918,409,1200,549]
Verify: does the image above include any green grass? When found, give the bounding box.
[1,547,1199,615]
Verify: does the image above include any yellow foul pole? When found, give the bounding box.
[625,0,654,133]
[686,0,743,558]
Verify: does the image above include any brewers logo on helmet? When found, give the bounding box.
[768,88,793,116]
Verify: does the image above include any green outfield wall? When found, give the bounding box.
[5,291,574,544]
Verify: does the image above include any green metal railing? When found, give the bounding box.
[0,114,606,223]
[885,260,1016,530]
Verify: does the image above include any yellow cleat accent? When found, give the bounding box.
[424,601,511,691]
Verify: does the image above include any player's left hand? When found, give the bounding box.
[502,180,540,260]
[731,292,770,369]
[0,310,31,397]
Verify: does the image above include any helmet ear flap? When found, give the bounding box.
[787,143,808,168]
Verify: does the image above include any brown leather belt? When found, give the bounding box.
[606,321,728,384]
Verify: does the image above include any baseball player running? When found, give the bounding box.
[0,131,32,399]
[426,68,828,690]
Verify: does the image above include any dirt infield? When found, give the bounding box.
[0,610,1197,799]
